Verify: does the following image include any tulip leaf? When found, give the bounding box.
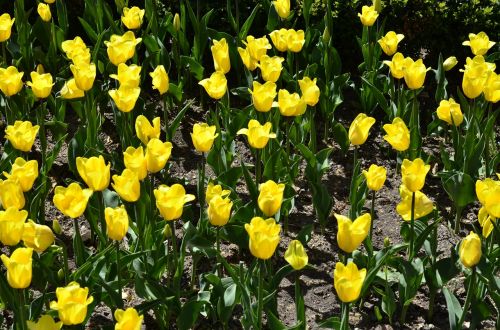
[318,316,341,329]
[239,4,261,40]
[332,122,349,155]
[240,160,259,202]
[443,287,462,330]
[439,171,476,208]
[180,56,204,80]
[78,17,98,43]
[177,300,208,330]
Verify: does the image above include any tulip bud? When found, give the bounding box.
[57,268,65,280]
[373,0,382,13]
[173,13,181,32]
[459,232,482,268]
[384,237,391,248]
[322,26,330,44]
[443,56,458,71]
[52,219,62,235]
[163,224,172,238]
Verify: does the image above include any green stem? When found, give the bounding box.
[255,148,261,187]
[17,289,27,330]
[97,191,107,250]
[309,108,317,152]
[369,190,376,241]
[2,42,7,65]
[341,302,350,330]
[56,238,69,283]
[200,152,206,222]
[454,206,463,235]
[170,221,178,279]
[428,288,436,321]
[116,241,122,303]
[409,192,415,259]
[457,268,476,329]
[216,226,222,276]
[163,95,169,141]
[257,260,264,330]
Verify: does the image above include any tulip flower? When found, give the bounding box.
[173,13,181,32]
[358,5,378,27]
[258,55,284,83]
[22,220,55,253]
[237,120,276,149]
[5,121,39,152]
[121,6,145,30]
[1,247,33,289]
[27,315,63,330]
[273,0,290,19]
[0,66,24,97]
[27,71,53,99]
[299,77,320,106]
[378,31,404,56]
[244,35,272,63]
[443,56,458,71]
[462,32,495,56]
[238,47,258,71]
[396,184,434,221]
[145,138,173,173]
[208,195,233,226]
[460,55,496,99]
[154,184,195,221]
[76,156,110,191]
[3,158,38,192]
[362,164,387,191]
[245,217,281,260]
[476,178,500,218]
[258,180,285,216]
[109,86,141,112]
[250,81,277,112]
[150,65,169,95]
[401,158,430,192]
[104,206,129,241]
[0,179,25,210]
[403,57,429,90]
[198,71,227,100]
[483,71,499,103]
[191,123,218,153]
[333,261,366,303]
[114,308,144,330]
[211,38,231,74]
[459,232,482,268]
[112,169,140,202]
[206,182,231,204]
[0,207,28,246]
[287,29,306,53]
[50,282,94,325]
[109,63,141,88]
[123,146,147,180]
[60,79,84,99]
[104,31,142,66]
[269,29,288,52]
[278,89,307,117]
[478,207,496,238]
[53,183,93,218]
[382,117,410,152]
[383,52,406,79]
[284,240,308,270]
[436,98,463,126]
[348,113,375,146]
[61,37,88,62]
[335,213,371,253]
[37,3,51,22]
[70,62,96,91]
[0,13,15,42]
[135,115,161,145]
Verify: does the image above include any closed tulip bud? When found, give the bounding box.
[245,217,281,260]
[70,62,96,91]
[373,0,382,12]
[287,29,305,53]
[3,158,39,192]
[401,158,430,192]
[258,55,284,83]
[191,123,218,152]
[150,65,169,95]
[478,207,495,238]
[104,206,129,241]
[154,184,195,221]
[358,5,378,27]
[383,52,406,79]
[396,184,434,220]
[0,207,28,246]
[112,169,140,202]
[22,220,55,253]
[145,138,173,173]
[459,232,482,268]
[27,71,53,98]
[476,178,500,218]
[334,261,366,303]
[461,56,496,99]
[403,58,429,90]
[211,38,231,74]
[173,13,181,32]
[60,79,84,99]
[44,0,56,3]
[362,164,387,191]
[53,183,93,218]
[237,120,276,149]
[37,3,51,22]
[0,179,25,210]
[284,240,308,270]
[163,223,172,238]
[299,77,320,106]
[0,66,24,96]
[114,308,144,330]
[349,113,376,146]
[109,86,141,112]
[462,32,495,56]
[383,237,391,248]
[27,315,63,330]
[50,281,94,325]
[483,72,499,103]
[198,71,227,100]
[258,180,285,216]
[1,248,33,289]
[52,219,62,235]
[273,0,290,19]
[250,81,277,112]
[382,117,410,151]
[244,36,272,62]
[123,146,147,180]
[208,195,233,226]
[5,121,39,152]
[206,182,230,204]
[238,47,258,71]
[322,26,330,44]
[0,13,15,42]
[269,29,288,52]
[278,89,307,117]
[378,31,404,56]
[135,115,161,145]
[436,98,463,126]
[121,6,145,30]
[109,63,141,88]
[76,156,110,191]
[443,56,458,71]
[335,213,371,253]
[104,31,142,66]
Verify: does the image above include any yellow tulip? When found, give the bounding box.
[244,35,271,63]
[27,71,53,98]
[335,213,371,253]
[476,178,500,218]
[269,29,288,52]
[198,71,227,100]
[396,184,434,221]
[383,52,406,79]
[459,232,482,268]
[478,207,496,238]
[462,32,495,56]
[362,164,387,191]
[258,180,285,216]
[70,62,96,91]
[284,240,308,270]
[61,37,88,63]
[250,81,277,112]
[0,66,24,96]
[109,86,141,112]
[287,29,305,53]
[104,31,142,66]
[382,117,410,152]
[3,157,39,192]
[483,71,499,103]
[50,282,94,325]
[109,63,141,88]
[333,261,366,303]
[0,13,15,42]
[76,156,110,191]
[0,179,25,210]
[70,48,91,67]
[150,65,169,95]
[245,217,281,260]
[460,55,496,99]
[348,113,376,146]
[135,115,161,145]
[37,3,51,22]
[105,206,129,241]
[211,38,231,74]
[378,31,404,56]
[145,138,173,173]
[443,56,458,71]
[112,169,140,202]
[258,55,284,83]
[191,123,218,152]
[436,98,463,126]
[278,89,307,117]
[60,79,84,99]
[273,0,290,19]
[22,220,55,253]
[208,195,233,226]
[206,182,230,204]
[27,315,63,330]
[401,158,430,192]
[53,183,93,218]
[237,120,276,149]
[121,6,145,30]
[123,146,147,180]
[114,308,144,330]
[358,5,378,27]
[1,247,33,289]
[299,77,320,106]
[403,57,429,90]
[238,47,258,71]
[154,184,195,221]
[0,207,28,246]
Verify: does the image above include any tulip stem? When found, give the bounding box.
[163,95,169,141]
[116,241,122,304]
[409,192,415,259]
[340,302,350,330]
[454,206,463,235]
[170,221,178,278]
[216,226,222,276]
[255,149,261,187]
[257,259,264,330]
[200,152,206,222]
[2,42,6,65]
[97,191,107,250]
[369,190,376,241]
[458,268,476,329]
[17,289,27,330]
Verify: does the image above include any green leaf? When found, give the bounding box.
[332,122,349,154]
[239,4,261,40]
[177,300,206,330]
[318,316,341,329]
[168,99,193,138]
[223,283,237,307]
[240,161,258,202]
[180,56,204,80]
[439,171,476,208]
[443,287,461,330]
